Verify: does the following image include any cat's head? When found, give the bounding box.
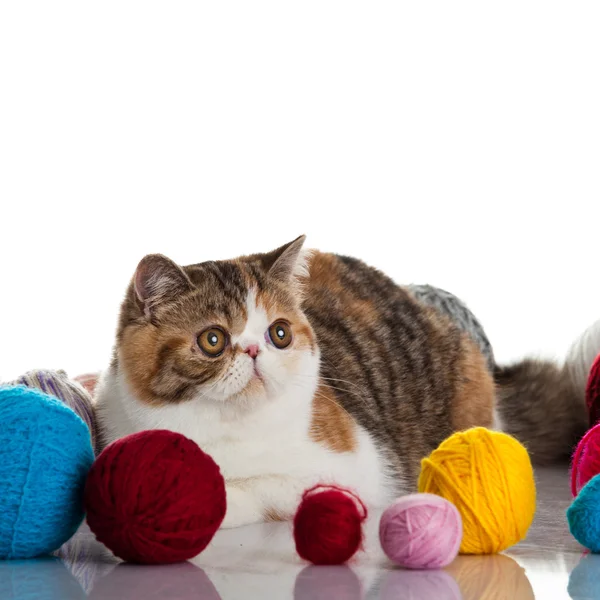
[115,236,319,409]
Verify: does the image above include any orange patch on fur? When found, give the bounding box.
[451,339,495,431]
[345,298,380,325]
[119,325,161,404]
[304,252,380,325]
[310,382,358,453]
[119,325,193,405]
[304,253,344,293]
[264,507,288,522]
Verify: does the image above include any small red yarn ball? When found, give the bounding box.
[586,354,600,427]
[84,430,226,564]
[571,423,600,496]
[293,485,367,565]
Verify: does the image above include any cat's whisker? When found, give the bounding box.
[289,376,368,404]
[284,379,371,408]
[311,389,358,425]
[295,374,365,394]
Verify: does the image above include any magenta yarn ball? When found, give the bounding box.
[379,494,462,569]
[571,424,600,496]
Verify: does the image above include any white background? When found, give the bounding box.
[1,2,599,382]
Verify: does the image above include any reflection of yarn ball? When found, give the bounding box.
[447,554,535,600]
[568,554,600,600]
[571,424,600,496]
[566,319,600,396]
[0,557,86,600]
[587,355,600,427]
[293,485,367,565]
[0,386,94,559]
[293,566,362,600]
[89,562,221,600]
[567,473,600,552]
[381,569,462,600]
[408,284,495,372]
[84,430,226,564]
[379,494,462,569]
[418,428,536,554]
[56,527,117,594]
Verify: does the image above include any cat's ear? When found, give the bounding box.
[261,235,308,283]
[133,254,193,318]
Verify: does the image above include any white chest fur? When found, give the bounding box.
[96,367,398,527]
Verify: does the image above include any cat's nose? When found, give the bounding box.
[244,344,260,359]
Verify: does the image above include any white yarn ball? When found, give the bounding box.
[565,319,600,392]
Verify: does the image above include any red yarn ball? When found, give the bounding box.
[293,485,367,565]
[571,423,600,496]
[586,354,600,427]
[84,430,226,564]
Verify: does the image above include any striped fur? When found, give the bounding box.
[407,284,495,372]
[302,252,495,483]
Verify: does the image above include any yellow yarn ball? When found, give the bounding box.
[418,427,536,554]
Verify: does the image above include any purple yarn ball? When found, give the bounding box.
[379,493,462,570]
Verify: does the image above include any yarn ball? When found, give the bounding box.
[379,493,462,569]
[418,427,536,554]
[565,319,600,396]
[10,369,98,453]
[408,284,495,372]
[84,429,226,564]
[293,485,367,565]
[567,473,600,552]
[0,386,94,559]
[571,423,600,496]
[587,354,600,427]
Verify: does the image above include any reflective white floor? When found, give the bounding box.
[0,467,596,599]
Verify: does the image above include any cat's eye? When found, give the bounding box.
[198,327,228,357]
[268,321,292,349]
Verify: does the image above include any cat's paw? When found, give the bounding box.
[221,485,262,529]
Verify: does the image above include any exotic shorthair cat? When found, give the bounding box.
[96,236,586,528]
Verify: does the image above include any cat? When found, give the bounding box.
[95,236,587,528]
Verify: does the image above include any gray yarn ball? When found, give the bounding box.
[408,284,495,372]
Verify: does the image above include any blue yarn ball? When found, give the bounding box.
[567,473,600,552]
[0,386,95,559]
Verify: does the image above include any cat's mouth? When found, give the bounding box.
[252,363,264,382]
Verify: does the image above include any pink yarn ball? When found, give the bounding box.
[571,423,600,496]
[379,493,462,570]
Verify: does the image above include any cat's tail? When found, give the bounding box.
[494,359,587,465]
